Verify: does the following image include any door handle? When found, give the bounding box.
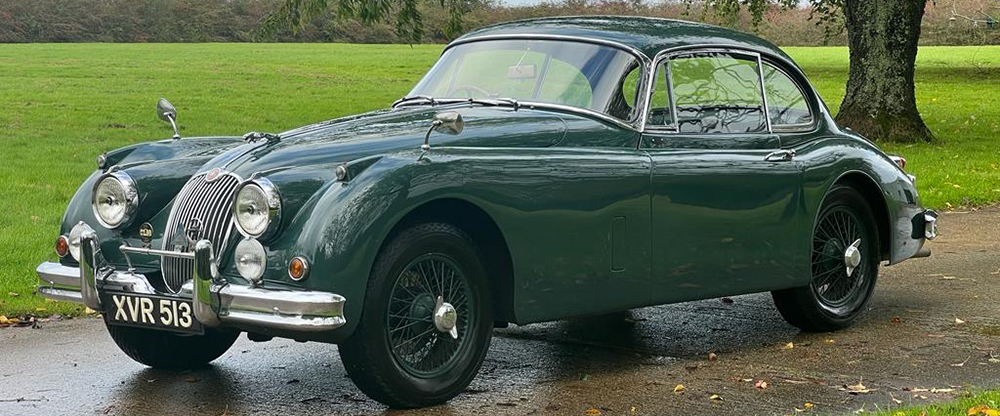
[764,149,795,162]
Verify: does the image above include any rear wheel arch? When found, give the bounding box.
[828,171,891,261]
[376,198,516,325]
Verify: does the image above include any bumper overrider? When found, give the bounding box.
[36,231,346,334]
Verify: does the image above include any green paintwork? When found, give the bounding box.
[53,17,929,342]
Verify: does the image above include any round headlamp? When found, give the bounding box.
[234,238,267,283]
[92,171,139,229]
[233,178,280,239]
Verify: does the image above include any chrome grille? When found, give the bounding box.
[161,171,242,293]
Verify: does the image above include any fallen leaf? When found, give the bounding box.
[184,376,200,383]
[805,403,814,410]
[842,379,873,395]
[84,308,96,315]
[952,356,972,367]
[585,408,601,416]
[824,339,836,344]
[709,394,723,401]
[629,406,638,414]
[7,292,18,297]
[673,384,686,394]
[891,316,904,324]
[707,352,718,361]
[754,380,768,389]
[968,404,1000,416]
[783,342,795,350]
[956,317,967,325]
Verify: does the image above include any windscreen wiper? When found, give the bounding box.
[392,95,437,108]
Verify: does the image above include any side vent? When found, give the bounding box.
[611,216,627,272]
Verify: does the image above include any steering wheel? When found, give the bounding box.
[448,85,493,98]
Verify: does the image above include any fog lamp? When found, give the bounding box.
[235,238,267,284]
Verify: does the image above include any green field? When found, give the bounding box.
[1,44,998,319]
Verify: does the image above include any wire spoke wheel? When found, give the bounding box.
[386,253,473,378]
[811,206,867,308]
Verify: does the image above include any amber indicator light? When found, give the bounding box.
[55,235,70,257]
[288,257,308,281]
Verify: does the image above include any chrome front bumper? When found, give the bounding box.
[36,231,346,333]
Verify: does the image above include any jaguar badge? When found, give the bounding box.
[205,168,222,183]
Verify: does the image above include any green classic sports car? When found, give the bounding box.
[38,16,937,408]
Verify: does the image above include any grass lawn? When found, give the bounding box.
[1,44,998,321]
[869,389,1000,416]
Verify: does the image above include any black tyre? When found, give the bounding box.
[772,185,881,332]
[339,222,493,409]
[106,324,240,369]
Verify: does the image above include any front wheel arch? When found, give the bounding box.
[375,198,516,325]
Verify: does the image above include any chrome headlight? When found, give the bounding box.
[234,238,266,283]
[92,171,138,229]
[233,178,280,239]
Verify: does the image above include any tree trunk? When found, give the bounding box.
[836,0,934,143]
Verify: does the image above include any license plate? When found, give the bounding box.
[102,292,204,334]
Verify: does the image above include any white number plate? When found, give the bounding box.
[102,292,203,334]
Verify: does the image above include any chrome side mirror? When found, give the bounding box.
[422,111,464,153]
[432,111,464,136]
[156,98,181,140]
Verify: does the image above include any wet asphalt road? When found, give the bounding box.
[3,207,999,416]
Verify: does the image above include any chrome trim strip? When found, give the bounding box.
[38,287,84,303]
[516,101,638,131]
[193,240,222,327]
[447,33,651,61]
[121,245,195,259]
[433,35,652,131]
[79,231,102,310]
[756,54,774,134]
[642,47,773,136]
[36,262,79,288]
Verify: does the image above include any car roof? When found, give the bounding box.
[453,15,790,61]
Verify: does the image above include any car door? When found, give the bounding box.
[641,49,808,304]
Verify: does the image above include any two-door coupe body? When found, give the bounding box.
[37,16,937,408]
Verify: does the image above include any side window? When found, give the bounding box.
[609,64,641,121]
[668,52,767,134]
[763,63,814,129]
[645,62,673,127]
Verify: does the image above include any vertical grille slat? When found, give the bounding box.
[161,171,242,293]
